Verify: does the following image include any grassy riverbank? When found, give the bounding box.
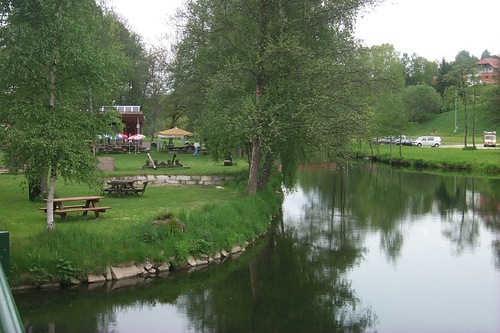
[2,144,499,286]
[356,144,500,175]
[0,152,282,287]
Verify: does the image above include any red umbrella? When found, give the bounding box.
[128,134,146,141]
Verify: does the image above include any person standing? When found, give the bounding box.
[193,142,200,156]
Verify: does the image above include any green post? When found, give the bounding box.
[0,231,8,279]
[0,231,25,333]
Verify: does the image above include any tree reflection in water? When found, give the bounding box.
[14,163,500,333]
[179,223,376,333]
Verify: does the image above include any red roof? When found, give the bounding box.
[476,57,500,68]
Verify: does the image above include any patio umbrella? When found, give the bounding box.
[115,133,128,140]
[158,127,193,137]
[128,134,146,141]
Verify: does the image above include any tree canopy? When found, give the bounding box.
[0,0,127,230]
[402,85,442,123]
[172,0,379,194]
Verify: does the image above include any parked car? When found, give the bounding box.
[400,138,414,146]
[393,136,406,145]
[412,136,441,147]
[379,135,406,145]
[378,137,394,144]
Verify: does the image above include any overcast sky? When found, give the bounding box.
[109,0,500,62]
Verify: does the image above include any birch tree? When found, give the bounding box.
[0,0,126,231]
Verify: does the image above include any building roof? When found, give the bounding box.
[476,56,500,68]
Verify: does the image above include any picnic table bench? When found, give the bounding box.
[104,179,148,197]
[38,196,111,220]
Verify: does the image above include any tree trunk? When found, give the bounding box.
[247,2,268,195]
[28,179,41,202]
[258,152,273,190]
[472,88,476,148]
[41,170,48,196]
[148,98,161,143]
[46,47,58,231]
[46,165,57,231]
[247,136,260,195]
[463,102,468,147]
[460,71,468,148]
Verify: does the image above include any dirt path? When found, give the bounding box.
[97,157,115,171]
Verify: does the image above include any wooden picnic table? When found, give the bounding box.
[104,179,138,197]
[39,196,110,220]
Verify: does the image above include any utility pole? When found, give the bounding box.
[454,88,458,133]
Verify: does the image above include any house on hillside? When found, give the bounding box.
[101,105,144,136]
[475,56,500,84]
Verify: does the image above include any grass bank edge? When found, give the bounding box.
[354,145,500,176]
[9,173,283,287]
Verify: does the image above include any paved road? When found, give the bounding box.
[440,144,498,149]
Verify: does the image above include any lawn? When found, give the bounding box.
[359,144,500,175]
[100,150,248,176]
[0,151,283,287]
[1,151,250,240]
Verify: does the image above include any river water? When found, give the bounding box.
[13,163,500,333]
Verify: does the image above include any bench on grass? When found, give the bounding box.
[38,196,111,220]
[134,181,149,196]
[38,206,111,220]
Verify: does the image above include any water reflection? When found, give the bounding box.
[14,163,500,332]
[296,163,500,263]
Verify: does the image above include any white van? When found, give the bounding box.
[412,136,442,147]
[483,131,497,147]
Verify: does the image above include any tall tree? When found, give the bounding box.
[174,0,379,194]
[434,57,453,96]
[481,49,491,59]
[366,44,406,153]
[402,84,442,123]
[402,53,438,87]
[143,46,172,142]
[109,14,150,106]
[0,0,126,231]
[449,50,479,147]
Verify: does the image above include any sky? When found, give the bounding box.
[108,0,500,62]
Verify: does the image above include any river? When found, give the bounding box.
[13,163,500,333]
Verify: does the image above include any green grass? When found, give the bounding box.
[0,151,283,287]
[2,106,499,286]
[359,144,500,175]
[101,151,248,177]
[405,101,499,142]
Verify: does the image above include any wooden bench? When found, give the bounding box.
[40,206,111,220]
[134,181,149,195]
[38,204,86,212]
[39,196,110,220]
[105,179,138,197]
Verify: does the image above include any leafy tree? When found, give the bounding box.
[142,46,172,141]
[434,58,453,96]
[109,13,150,106]
[365,44,406,153]
[454,50,478,68]
[483,81,500,127]
[174,0,378,194]
[481,49,491,59]
[402,52,437,86]
[0,0,126,231]
[402,84,442,123]
[448,50,479,147]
